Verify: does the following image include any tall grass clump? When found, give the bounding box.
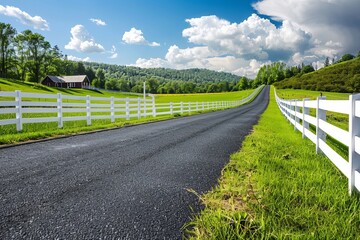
[185,86,360,239]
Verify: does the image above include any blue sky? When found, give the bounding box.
[1,0,360,77]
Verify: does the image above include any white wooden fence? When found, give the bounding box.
[275,90,360,195]
[0,86,263,132]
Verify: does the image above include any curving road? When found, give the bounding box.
[0,86,269,239]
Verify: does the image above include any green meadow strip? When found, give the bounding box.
[0,87,262,145]
[185,86,360,239]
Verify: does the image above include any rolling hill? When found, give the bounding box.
[274,57,360,93]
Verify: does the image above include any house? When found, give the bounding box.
[41,75,90,88]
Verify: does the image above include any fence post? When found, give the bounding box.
[15,90,23,131]
[137,98,141,119]
[181,102,183,114]
[86,95,91,126]
[152,96,156,117]
[110,96,115,123]
[349,94,360,195]
[196,102,199,111]
[143,97,147,117]
[170,102,173,115]
[126,97,130,120]
[57,93,63,128]
[302,98,310,139]
[188,102,191,114]
[202,102,204,111]
[316,96,326,154]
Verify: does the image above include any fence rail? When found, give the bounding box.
[0,86,263,132]
[275,90,360,195]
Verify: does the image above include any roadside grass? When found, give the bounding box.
[0,115,174,145]
[185,86,360,239]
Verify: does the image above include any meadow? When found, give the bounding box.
[0,78,260,145]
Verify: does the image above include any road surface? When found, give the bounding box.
[0,86,269,239]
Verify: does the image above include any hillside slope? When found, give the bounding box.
[274,58,360,93]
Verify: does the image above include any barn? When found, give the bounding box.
[41,75,91,88]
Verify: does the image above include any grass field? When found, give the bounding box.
[276,88,351,100]
[0,78,261,145]
[155,89,255,103]
[185,86,360,239]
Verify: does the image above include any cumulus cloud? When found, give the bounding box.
[134,14,314,77]
[67,55,91,62]
[182,14,312,61]
[65,25,105,53]
[109,45,118,59]
[253,0,360,56]
[0,5,49,30]
[135,1,360,77]
[90,18,106,26]
[122,27,160,47]
[134,58,171,68]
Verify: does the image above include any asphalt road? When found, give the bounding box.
[0,86,269,239]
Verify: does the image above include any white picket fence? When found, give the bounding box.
[0,86,263,132]
[275,90,360,195]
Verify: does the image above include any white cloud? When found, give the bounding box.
[109,45,118,59]
[182,14,312,61]
[67,55,91,62]
[253,0,360,56]
[0,5,49,30]
[135,1,360,77]
[65,25,105,53]
[134,58,171,68]
[122,27,160,47]
[134,14,314,77]
[90,18,106,26]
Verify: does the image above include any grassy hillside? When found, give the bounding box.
[274,57,360,93]
[0,78,142,99]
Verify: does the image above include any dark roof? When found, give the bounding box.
[45,75,89,83]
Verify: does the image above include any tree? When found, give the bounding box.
[0,23,16,78]
[338,53,355,63]
[20,30,51,82]
[238,77,249,90]
[324,57,330,67]
[301,64,315,74]
[14,33,27,80]
[95,68,105,88]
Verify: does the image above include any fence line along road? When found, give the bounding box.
[0,86,263,132]
[275,90,360,195]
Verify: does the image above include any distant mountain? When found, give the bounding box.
[274,58,360,93]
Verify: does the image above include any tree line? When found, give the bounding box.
[0,21,254,94]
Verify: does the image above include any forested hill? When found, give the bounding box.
[273,57,360,93]
[82,62,245,94]
[84,62,239,84]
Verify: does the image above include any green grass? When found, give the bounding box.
[155,89,255,103]
[185,86,360,239]
[0,78,261,145]
[276,88,351,100]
